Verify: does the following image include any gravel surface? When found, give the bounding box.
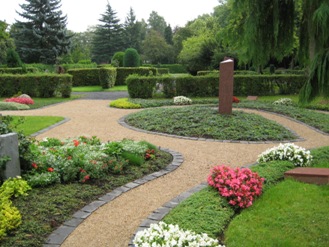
[1,98,329,247]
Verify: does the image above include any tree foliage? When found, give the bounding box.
[123,48,140,67]
[0,21,15,65]
[13,0,71,64]
[91,3,124,64]
[123,8,143,52]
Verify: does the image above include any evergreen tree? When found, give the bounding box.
[91,3,124,64]
[0,21,15,65]
[13,0,71,64]
[147,11,167,36]
[123,7,142,52]
[164,24,173,45]
[123,48,140,67]
[6,48,23,67]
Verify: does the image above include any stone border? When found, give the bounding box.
[128,182,208,246]
[43,148,184,247]
[30,118,70,137]
[118,112,305,144]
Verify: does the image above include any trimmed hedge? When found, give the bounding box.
[142,64,187,73]
[0,68,38,74]
[99,68,116,89]
[116,67,157,85]
[156,68,170,75]
[67,68,100,86]
[126,74,157,98]
[0,73,72,98]
[126,74,307,98]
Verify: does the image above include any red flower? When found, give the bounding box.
[47,167,54,172]
[73,140,79,147]
[32,163,38,169]
[80,168,86,173]
[233,96,240,103]
[82,175,90,183]
[67,156,72,160]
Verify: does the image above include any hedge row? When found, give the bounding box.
[142,64,187,73]
[0,74,72,98]
[126,74,307,98]
[115,67,157,85]
[0,67,38,74]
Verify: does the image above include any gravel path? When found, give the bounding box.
[1,98,329,247]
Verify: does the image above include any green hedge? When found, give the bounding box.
[116,67,157,85]
[156,68,170,75]
[142,64,187,73]
[0,67,38,74]
[99,68,117,89]
[67,68,101,86]
[61,63,97,71]
[0,73,72,98]
[126,74,157,98]
[127,74,307,98]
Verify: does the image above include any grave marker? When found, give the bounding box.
[219,59,234,115]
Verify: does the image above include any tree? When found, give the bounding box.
[147,11,167,36]
[229,0,329,102]
[6,48,23,67]
[142,30,174,64]
[123,48,140,67]
[164,25,173,45]
[13,0,71,64]
[0,20,15,65]
[123,7,143,52]
[91,3,124,64]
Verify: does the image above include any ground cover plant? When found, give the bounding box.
[0,135,172,247]
[125,106,297,141]
[161,146,329,246]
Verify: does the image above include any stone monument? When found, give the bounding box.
[219,58,234,115]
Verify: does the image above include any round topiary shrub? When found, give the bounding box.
[111,51,125,67]
[123,48,140,67]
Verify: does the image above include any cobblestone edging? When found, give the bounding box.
[118,114,305,144]
[43,148,184,247]
[128,182,208,247]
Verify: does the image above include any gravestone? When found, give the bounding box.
[219,59,234,115]
[0,132,21,179]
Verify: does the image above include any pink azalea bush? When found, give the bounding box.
[207,165,264,208]
[4,97,34,105]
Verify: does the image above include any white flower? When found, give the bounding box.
[257,143,312,166]
[133,221,224,247]
[173,96,192,105]
[273,98,293,106]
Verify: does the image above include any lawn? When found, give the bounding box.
[162,146,329,246]
[72,85,127,92]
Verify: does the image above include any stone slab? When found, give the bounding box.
[284,167,329,185]
[0,133,21,178]
[247,96,258,101]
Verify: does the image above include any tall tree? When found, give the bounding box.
[229,0,329,102]
[0,21,15,65]
[164,24,173,45]
[91,2,124,64]
[147,11,167,36]
[123,7,142,52]
[13,0,71,64]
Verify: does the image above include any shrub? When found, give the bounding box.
[6,48,23,68]
[123,48,140,67]
[0,102,30,110]
[4,97,34,105]
[207,165,264,208]
[173,96,192,105]
[111,51,125,67]
[232,96,240,103]
[133,221,223,247]
[116,67,157,85]
[257,143,313,166]
[109,98,141,109]
[98,68,116,89]
[67,68,100,86]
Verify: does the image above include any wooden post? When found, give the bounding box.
[219,59,234,115]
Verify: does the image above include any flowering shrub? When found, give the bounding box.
[173,96,192,105]
[4,97,34,105]
[133,221,223,247]
[25,136,156,187]
[257,143,312,167]
[233,96,240,103]
[0,177,31,239]
[207,165,264,208]
[272,98,293,106]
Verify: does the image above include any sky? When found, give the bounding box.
[1,0,219,32]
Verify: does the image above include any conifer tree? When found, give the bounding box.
[123,7,142,52]
[91,3,124,64]
[13,0,71,64]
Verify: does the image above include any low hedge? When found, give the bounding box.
[67,68,100,86]
[0,68,38,74]
[142,64,187,73]
[116,67,157,85]
[126,74,307,98]
[126,74,157,98]
[0,73,72,98]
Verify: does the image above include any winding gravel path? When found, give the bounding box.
[1,98,329,247]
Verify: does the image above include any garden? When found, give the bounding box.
[0,89,328,246]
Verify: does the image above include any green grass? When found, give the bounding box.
[0,150,172,247]
[72,85,127,92]
[225,179,329,247]
[10,116,65,136]
[125,106,297,141]
[162,146,329,246]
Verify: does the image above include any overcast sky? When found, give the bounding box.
[1,0,219,32]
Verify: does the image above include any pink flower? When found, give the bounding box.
[47,167,54,172]
[32,163,38,169]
